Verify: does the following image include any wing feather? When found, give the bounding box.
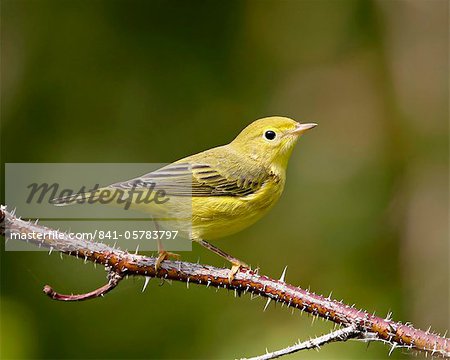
[109,157,268,198]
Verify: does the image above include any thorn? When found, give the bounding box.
[263,297,272,312]
[279,265,288,282]
[388,344,396,356]
[432,342,438,355]
[134,244,140,254]
[48,247,53,255]
[186,277,190,289]
[142,276,151,292]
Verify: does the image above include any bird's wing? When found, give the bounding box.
[109,151,269,198]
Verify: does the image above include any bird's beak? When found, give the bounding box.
[291,122,318,135]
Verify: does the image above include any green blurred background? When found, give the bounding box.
[1,0,448,359]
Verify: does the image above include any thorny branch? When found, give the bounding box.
[245,325,360,360]
[1,206,449,358]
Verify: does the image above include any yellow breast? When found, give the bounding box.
[191,175,285,240]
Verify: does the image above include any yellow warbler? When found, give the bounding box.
[55,117,316,278]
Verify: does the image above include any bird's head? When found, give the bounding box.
[230,116,317,170]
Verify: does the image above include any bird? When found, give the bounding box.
[53,116,317,279]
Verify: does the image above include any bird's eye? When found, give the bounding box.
[264,130,277,141]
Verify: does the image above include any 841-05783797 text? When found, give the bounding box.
[97,230,179,240]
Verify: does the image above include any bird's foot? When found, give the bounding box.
[155,250,181,272]
[229,260,249,282]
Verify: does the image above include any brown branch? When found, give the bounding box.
[1,206,449,358]
[42,271,123,301]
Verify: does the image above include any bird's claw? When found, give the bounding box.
[155,251,181,272]
[229,260,249,282]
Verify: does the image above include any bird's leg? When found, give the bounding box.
[152,218,180,272]
[195,239,249,281]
